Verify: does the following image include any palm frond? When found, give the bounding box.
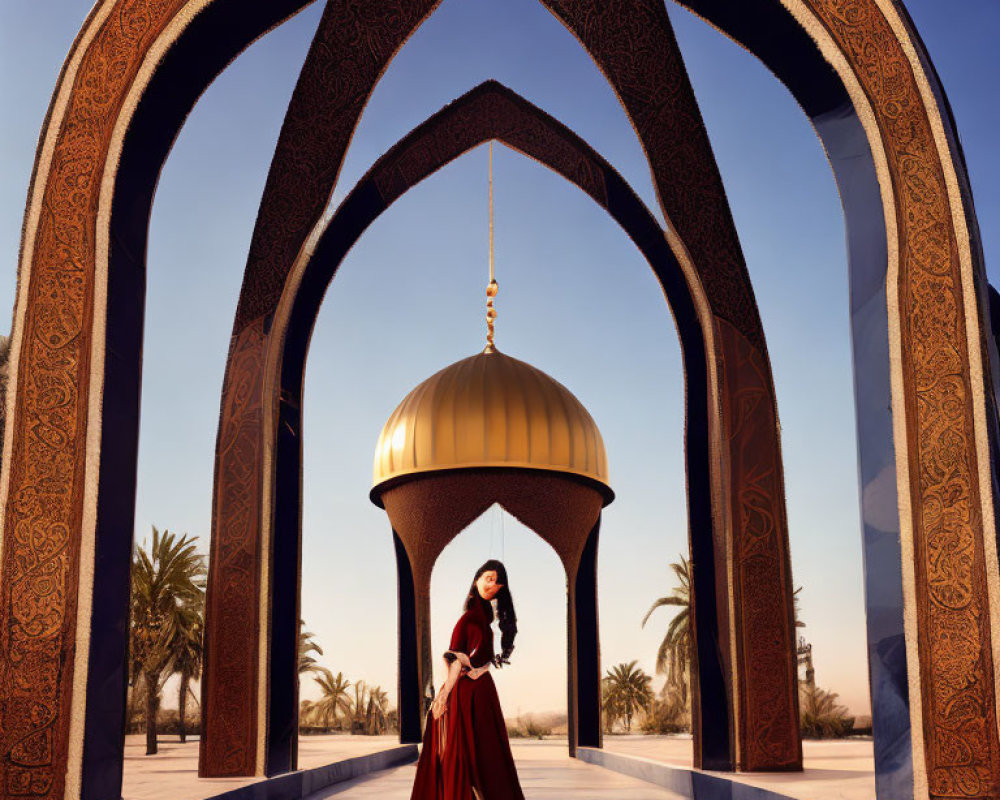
[641,596,686,628]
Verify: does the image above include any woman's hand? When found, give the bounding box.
[431,690,448,720]
[431,654,464,718]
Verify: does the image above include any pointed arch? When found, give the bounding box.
[0,1,320,796]
[225,77,788,769]
[207,0,802,774]
[661,2,1000,796]
[2,0,997,797]
[199,0,444,777]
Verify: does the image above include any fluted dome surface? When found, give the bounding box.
[371,349,612,505]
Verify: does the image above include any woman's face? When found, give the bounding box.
[476,569,503,601]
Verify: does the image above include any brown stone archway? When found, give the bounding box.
[245,78,770,765]
[0,2,322,797]
[668,3,1000,796]
[201,0,800,777]
[0,1,997,799]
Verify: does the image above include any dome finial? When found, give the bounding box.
[485,141,498,353]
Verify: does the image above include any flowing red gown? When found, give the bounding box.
[410,599,524,799]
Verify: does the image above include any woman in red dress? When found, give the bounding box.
[410,560,524,800]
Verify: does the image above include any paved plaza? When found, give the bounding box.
[122,734,875,800]
[122,735,398,800]
[308,740,684,799]
[604,736,876,800]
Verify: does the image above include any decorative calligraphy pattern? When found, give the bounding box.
[231,0,443,331]
[200,322,266,776]
[0,2,188,797]
[203,0,442,776]
[372,83,607,209]
[717,319,801,770]
[803,1,1000,795]
[543,0,767,350]
[542,0,801,770]
[5,0,996,795]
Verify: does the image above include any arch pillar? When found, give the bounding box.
[568,518,602,752]
[542,0,801,770]
[0,1,316,797]
[199,0,442,778]
[672,2,1000,795]
[393,531,424,744]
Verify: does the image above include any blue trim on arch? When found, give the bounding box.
[88,1,317,796]
[272,80,731,771]
[673,2,919,795]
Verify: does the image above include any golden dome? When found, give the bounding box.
[371,349,612,506]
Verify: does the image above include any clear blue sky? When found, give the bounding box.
[1,1,997,722]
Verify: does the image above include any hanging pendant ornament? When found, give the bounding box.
[485,141,499,353]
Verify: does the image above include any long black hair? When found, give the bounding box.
[465,559,517,667]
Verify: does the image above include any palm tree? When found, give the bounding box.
[601,679,625,733]
[130,526,206,754]
[642,554,691,706]
[309,668,353,731]
[171,603,203,743]
[351,680,369,733]
[602,661,654,733]
[298,621,323,675]
[364,685,390,735]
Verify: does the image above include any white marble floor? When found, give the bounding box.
[605,736,876,800]
[307,740,685,799]
[122,734,399,800]
[122,734,875,800]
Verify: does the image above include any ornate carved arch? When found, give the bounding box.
[0,2,319,797]
[248,78,759,765]
[203,2,799,777]
[666,3,1000,797]
[2,0,997,798]
[198,0,444,777]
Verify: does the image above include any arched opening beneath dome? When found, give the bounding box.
[1,1,997,798]
[381,473,605,757]
[428,505,571,739]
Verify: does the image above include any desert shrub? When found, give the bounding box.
[507,715,552,739]
[124,707,202,736]
[156,709,201,736]
[640,685,690,734]
[800,684,854,739]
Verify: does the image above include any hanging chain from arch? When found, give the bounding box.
[485,141,498,352]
